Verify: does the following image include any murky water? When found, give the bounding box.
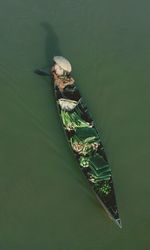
[0,0,150,249]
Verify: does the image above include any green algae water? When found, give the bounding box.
[0,0,150,249]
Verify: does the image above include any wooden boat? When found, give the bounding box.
[36,56,122,228]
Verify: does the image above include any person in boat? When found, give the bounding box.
[51,56,75,93]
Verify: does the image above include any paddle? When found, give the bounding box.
[34,68,50,76]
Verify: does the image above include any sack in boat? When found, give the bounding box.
[58,98,78,111]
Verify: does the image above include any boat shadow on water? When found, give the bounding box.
[41,22,62,68]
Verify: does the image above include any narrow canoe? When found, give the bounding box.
[51,59,121,228]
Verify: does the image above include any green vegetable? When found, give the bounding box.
[100,182,111,195]
[79,156,90,168]
[60,110,92,130]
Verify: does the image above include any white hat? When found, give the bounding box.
[53,56,72,73]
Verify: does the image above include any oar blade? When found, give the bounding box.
[34,68,50,76]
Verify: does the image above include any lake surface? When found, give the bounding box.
[0,0,149,249]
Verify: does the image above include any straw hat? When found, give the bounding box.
[53,56,72,73]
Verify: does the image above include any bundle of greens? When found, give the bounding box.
[79,154,111,183]
[61,110,91,131]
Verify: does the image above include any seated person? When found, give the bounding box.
[51,63,74,93]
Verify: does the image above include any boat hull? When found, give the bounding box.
[53,74,121,227]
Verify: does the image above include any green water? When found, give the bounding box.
[0,0,150,249]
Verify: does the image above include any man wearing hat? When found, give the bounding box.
[52,56,75,93]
